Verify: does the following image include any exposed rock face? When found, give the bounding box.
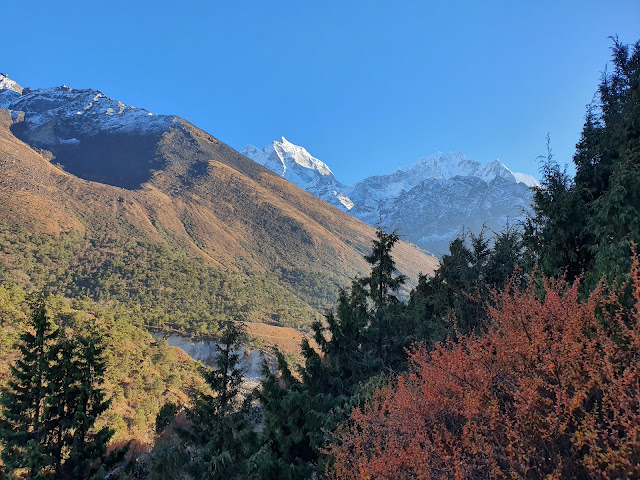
[150,333,272,387]
[355,174,533,254]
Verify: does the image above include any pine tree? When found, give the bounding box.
[54,332,117,480]
[359,225,407,311]
[412,226,527,342]
[586,40,640,285]
[525,137,592,281]
[254,225,413,478]
[0,296,57,478]
[358,225,408,363]
[184,321,257,480]
[0,300,120,479]
[528,39,640,286]
[252,351,323,480]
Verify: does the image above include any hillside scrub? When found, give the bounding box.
[0,224,321,333]
[329,259,640,479]
[0,289,204,451]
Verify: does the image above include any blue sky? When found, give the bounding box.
[3,1,639,183]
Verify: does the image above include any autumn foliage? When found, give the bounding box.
[329,259,640,479]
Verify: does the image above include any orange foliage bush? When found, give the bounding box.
[329,261,640,479]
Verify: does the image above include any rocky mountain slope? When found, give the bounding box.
[0,73,436,331]
[243,140,538,254]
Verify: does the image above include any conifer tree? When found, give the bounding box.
[0,300,120,479]
[0,296,57,477]
[359,227,407,308]
[254,226,412,478]
[183,321,257,480]
[412,228,516,340]
[51,332,117,480]
[528,39,640,286]
[358,225,408,363]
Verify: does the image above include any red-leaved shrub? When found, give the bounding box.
[329,260,640,479]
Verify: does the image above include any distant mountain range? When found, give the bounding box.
[242,140,538,254]
[0,73,436,327]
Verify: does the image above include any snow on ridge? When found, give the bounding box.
[273,137,334,176]
[0,73,23,94]
[242,137,335,180]
[0,78,177,138]
[512,172,539,188]
[241,138,354,212]
[337,192,354,210]
[393,151,538,187]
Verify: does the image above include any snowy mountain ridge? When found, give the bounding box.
[0,71,537,255]
[392,151,538,188]
[0,73,22,94]
[0,73,177,147]
[241,138,354,210]
[0,73,181,189]
[243,139,539,254]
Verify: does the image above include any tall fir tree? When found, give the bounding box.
[358,225,408,362]
[0,296,58,478]
[0,299,120,479]
[50,331,118,480]
[527,39,640,287]
[254,226,413,478]
[182,321,257,480]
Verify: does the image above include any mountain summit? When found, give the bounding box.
[0,73,178,189]
[0,73,23,94]
[243,140,538,254]
[241,138,354,211]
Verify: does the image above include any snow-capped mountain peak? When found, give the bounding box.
[241,138,354,211]
[0,75,177,142]
[272,137,333,176]
[0,73,23,94]
[393,151,538,188]
[245,140,538,254]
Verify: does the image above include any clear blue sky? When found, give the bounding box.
[3,1,639,183]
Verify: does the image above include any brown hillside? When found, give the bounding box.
[0,108,437,323]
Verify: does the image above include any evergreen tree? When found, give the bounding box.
[412,226,526,341]
[0,300,120,479]
[51,332,118,480]
[0,296,57,478]
[254,226,413,478]
[358,225,408,363]
[524,138,591,281]
[154,402,179,435]
[586,40,640,285]
[252,351,325,480]
[528,39,640,286]
[359,226,407,311]
[183,321,257,480]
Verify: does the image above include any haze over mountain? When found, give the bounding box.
[243,139,538,254]
[0,73,436,328]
